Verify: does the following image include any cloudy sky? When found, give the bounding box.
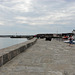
[0,0,75,35]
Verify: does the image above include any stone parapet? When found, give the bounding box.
[0,38,37,67]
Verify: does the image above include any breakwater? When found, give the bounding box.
[0,38,37,67]
[0,39,75,75]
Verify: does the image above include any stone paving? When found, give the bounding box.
[0,39,75,75]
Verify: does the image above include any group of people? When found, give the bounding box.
[63,35,74,46]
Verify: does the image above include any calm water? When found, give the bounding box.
[0,38,27,49]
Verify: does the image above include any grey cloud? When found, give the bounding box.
[0,0,75,34]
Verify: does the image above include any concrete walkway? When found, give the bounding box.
[0,39,75,75]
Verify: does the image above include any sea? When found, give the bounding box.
[0,37,27,49]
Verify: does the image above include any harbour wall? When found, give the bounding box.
[0,38,37,67]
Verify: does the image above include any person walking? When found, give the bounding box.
[69,35,73,46]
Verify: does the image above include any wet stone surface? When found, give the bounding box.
[0,39,75,75]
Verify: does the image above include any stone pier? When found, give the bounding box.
[0,39,75,75]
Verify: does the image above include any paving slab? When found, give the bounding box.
[0,39,75,75]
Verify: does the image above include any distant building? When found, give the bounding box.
[53,34,57,37]
[72,30,75,34]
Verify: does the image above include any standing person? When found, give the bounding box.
[69,35,73,46]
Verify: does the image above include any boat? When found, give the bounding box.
[64,40,75,44]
